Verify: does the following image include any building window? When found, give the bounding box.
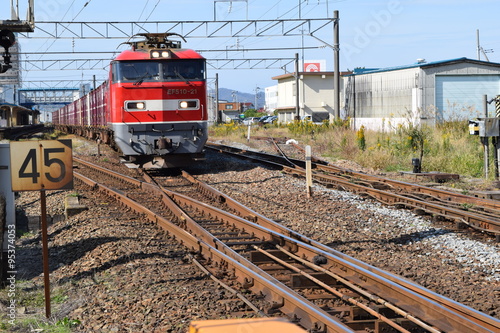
[226,105,233,110]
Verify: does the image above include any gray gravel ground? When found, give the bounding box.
[193,145,500,319]
[2,137,499,332]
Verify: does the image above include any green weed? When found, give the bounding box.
[209,118,494,180]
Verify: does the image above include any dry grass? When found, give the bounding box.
[209,121,499,189]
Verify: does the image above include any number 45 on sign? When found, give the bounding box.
[10,140,73,192]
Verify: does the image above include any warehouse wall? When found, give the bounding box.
[349,67,420,131]
[348,60,500,131]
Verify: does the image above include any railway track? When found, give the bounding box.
[205,141,500,240]
[72,157,500,332]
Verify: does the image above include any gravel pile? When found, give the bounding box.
[2,137,499,332]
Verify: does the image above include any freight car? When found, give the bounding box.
[52,33,208,168]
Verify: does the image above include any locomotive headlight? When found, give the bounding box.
[179,100,197,109]
[126,101,146,110]
[150,50,171,58]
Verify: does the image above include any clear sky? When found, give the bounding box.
[8,0,500,94]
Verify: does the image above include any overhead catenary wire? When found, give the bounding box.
[209,0,312,60]
[137,0,151,21]
[19,2,335,91]
[140,0,162,31]
[24,0,94,74]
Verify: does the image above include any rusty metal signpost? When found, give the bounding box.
[10,140,73,318]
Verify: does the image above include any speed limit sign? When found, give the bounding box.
[10,140,73,191]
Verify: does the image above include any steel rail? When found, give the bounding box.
[72,158,500,332]
[272,245,439,333]
[282,140,500,213]
[159,181,498,332]
[209,139,500,210]
[189,255,267,317]
[312,162,500,211]
[253,246,418,333]
[204,142,500,237]
[74,157,144,187]
[72,167,355,332]
[285,166,500,236]
[210,140,500,211]
[181,169,500,332]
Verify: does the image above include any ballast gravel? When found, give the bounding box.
[3,138,499,332]
[193,145,500,318]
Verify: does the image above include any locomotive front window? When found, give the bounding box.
[162,60,205,81]
[112,59,205,83]
[113,61,161,83]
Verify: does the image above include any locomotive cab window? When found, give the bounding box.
[163,60,205,81]
[112,60,205,83]
[112,61,161,83]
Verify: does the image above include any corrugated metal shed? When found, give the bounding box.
[345,58,500,131]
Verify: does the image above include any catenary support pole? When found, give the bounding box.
[216,73,221,123]
[295,53,300,120]
[333,10,340,119]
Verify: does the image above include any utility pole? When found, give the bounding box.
[476,29,493,62]
[215,73,221,123]
[254,86,260,111]
[333,10,340,119]
[295,53,300,120]
[477,29,481,60]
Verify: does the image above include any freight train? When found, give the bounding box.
[52,33,208,168]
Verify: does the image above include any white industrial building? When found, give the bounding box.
[344,58,500,131]
[265,57,500,130]
[271,71,345,123]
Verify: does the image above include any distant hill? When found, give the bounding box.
[216,87,265,109]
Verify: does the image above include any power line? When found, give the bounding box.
[145,0,162,21]
[25,0,94,73]
[137,0,151,21]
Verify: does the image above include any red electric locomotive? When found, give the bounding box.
[53,33,208,168]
